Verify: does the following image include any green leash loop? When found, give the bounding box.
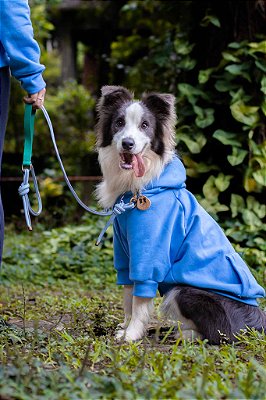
[23,104,36,167]
[18,104,42,230]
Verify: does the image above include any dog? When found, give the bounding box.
[95,85,266,344]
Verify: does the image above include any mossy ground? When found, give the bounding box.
[0,218,265,399]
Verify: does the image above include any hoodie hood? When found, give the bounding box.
[144,156,186,195]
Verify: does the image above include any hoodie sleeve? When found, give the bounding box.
[113,219,133,286]
[0,0,46,94]
[125,191,186,298]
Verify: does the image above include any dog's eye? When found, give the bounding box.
[115,118,124,128]
[141,121,149,129]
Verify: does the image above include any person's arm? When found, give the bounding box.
[0,0,46,101]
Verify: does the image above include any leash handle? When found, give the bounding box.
[19,104,42,230]
[23,104,36,167]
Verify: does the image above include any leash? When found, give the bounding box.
[18,104,135,242]
[95,199,135,246]
[18,105,42,230]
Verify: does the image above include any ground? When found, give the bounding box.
[0,216,265,399]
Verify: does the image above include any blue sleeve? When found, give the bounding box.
[126,191,186,298]
[113,219,132,286]
[0,0,46,93]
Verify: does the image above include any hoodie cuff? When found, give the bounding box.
[20,72,46,94]
[133,280,158,298]
[116,269,133,285]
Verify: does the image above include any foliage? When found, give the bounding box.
[177,39,266,266]
[1,214,114,286]
[110,0,195,94]
[1,3,265,397]
[34,80,96,174]
[0,218,265,399]
[109,1,266,259]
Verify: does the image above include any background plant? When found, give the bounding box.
[108,1,266,268]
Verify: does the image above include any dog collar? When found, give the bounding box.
[95,191,152,245]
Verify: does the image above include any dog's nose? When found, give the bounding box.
[122,138,135,151]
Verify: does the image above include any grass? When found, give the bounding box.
[0,216,265,399]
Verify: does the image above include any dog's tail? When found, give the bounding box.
[162,285,266,344]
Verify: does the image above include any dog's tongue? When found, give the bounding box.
[132,154,145,177]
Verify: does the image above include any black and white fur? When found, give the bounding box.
[95,85,266,344]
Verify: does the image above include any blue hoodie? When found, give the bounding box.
[0,0,45,94]
[113,157,265,306]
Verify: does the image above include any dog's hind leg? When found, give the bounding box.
[162,286,235,344]
[116,296,154,341]
[162,288,203,341]
[171,286,266,344]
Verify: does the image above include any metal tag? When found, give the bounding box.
[137,195,151,211]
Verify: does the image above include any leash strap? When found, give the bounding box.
[18,166,42,230]
[41,105,113,217]
[18,104,42,230]
[95,200,135,245]
[23,104,36,167]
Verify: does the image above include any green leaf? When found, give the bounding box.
[252,169,266,186]
[229,88,251,103]
[230,101,260,127]
[246,196,266,218]
[262,100,266,116]
[183,155,219,177]
[248,40,266,54]
[255,59,266,73]
[225,63,251,82]
[176,131,207,153]
[230,194,245,218]
[198,68,214,84]
[200,14,221,28]
[178,57,197,71]
[174,40,194,55]
[222,52,240,62]
[260,76,266,95]
[214,173,233,192]
[215,80,238,92]
[228,41,246,49]
[227,147,248,166]
[203,176,219,200]
[244,168,260,192]
[177,83,209,103]
[242,209,262,227]
[199,198,229,216]
[194,106,215,128]
[213,129,241,147]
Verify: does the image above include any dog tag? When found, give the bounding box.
[130,194,138,205]
[137,195,151,210]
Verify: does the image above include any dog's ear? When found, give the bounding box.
[141,93,176,122]
[98,86,133,111]
[96,86,133,148]
[142,93,176,156]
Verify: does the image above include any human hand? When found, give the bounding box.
[23,87,46,110]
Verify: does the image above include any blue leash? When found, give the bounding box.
[95,199,135,246]
[18,105,135,242]
[18,166,42,231]
[18,105,42,230]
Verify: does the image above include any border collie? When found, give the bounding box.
[95,85,266,344]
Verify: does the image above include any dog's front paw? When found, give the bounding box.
[123,328,144,342]
[115,329,126,340]
[117,321,127,329]
[115,327,145,342]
